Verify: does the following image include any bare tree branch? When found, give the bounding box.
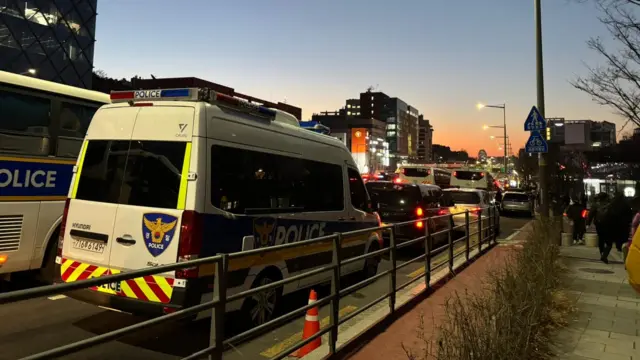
[571,0,640,127]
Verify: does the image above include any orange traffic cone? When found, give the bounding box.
[293,289,321,358]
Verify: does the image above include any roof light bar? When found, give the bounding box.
[109,87,278,119]
[110,88,198,102]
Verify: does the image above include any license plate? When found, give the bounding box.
[72,239,105,253]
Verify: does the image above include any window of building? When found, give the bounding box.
[0,89,51,155]
[211,145,344,214]
[371,110,374,114]
[347,111,351,115]
[348,168,369,212]
[347,104,351,108]
[371,96,374,101]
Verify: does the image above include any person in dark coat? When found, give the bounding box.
[587,193,612,263]
[566,196,586,244]
[609,193,634,252]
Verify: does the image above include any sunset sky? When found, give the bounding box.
[94,0,628,157]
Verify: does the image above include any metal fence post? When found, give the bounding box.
[493,206,498,244]
[424,220,431,289]
[388,226,397,314]
[448,214,454,272]
[478,208,483,251]
[209,254,228,360]
[329,233,342,355]
[464,210,470,261]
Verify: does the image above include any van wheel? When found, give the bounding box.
[38,230,59,284]
[360,242,380,279]
[242,271,282,327]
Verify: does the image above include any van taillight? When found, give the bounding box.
[176,210,203,279]
[453,171,458,177]
[57,198,71,257]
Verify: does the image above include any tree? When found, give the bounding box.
[571,0,640,129]
[93,69,108,79]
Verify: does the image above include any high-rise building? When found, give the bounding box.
[0,0,97,89]
[418,115,433,162]
[358,90,420,166]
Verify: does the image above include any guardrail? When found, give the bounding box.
[0,207,500,360]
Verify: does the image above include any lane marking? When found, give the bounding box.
[259,305,358,358]
[47,295,67,301]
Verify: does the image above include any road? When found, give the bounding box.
[0,216,530,360]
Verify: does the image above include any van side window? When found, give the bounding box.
[348,168,369,212]
[211,145,344,214]
[0,89,51,156]
[57,102,99,158]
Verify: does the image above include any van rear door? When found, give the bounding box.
[106,106,195,279]
[62,107,139,275]
[64,105,195,302]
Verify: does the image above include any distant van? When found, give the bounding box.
[396,165,452,188]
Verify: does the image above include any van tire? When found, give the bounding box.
[38,229,59,284]
[241,268,283,327]
[360,241,380,279]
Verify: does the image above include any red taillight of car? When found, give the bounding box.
[394,177,403,184]
[453,171,458,177]
[416,207,424,217]
[416,221,424,229]
[581,209,589,219]
[176,210,204,279]
[58,198,71,257]
[437,208,448,216]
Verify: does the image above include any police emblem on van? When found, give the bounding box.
[142,213,178,257]
[253,217,277,248]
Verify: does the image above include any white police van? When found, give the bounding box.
[55,88,382,326]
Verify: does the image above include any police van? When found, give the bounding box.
[55,88,382,326]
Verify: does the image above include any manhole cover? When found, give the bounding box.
[579,268,614,274]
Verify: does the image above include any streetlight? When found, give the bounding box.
[21,68,37,76]
[477,102,507,173]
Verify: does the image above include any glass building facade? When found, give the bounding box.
[0,0,97,89]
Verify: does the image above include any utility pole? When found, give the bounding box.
[535,0,549,218]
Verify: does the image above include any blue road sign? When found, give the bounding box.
[525,131,548,153]
[524,106,546,131]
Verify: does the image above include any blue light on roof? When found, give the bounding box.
[160,89,190,98]
[258,106,277,117]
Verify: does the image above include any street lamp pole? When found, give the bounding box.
[535,0,549,217]
[502,104,507,173]
[478,103,507,173]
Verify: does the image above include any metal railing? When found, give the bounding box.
[0,206,500,360]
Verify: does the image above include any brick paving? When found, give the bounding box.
[554,245,640,360]
[347,240,524,360]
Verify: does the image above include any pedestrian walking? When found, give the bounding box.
[566,196,586,245]
[609,193,634,253]
[587,193,613,264]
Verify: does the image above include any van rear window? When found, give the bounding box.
[403,167,429,177]
[75,140,186,209]
[453,171,484,181]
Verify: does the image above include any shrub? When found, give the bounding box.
[404,218,573,360]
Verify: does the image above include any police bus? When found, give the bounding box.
[56,88,383,326]
[0,70,110,283]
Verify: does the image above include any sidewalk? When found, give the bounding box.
[346,225,532,360]
[554,244,640,360]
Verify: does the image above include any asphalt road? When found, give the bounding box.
[0,216,530,360]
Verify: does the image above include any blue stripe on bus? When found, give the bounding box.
[0,157,74,199]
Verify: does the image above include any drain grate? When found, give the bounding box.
[579,268,614,274]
